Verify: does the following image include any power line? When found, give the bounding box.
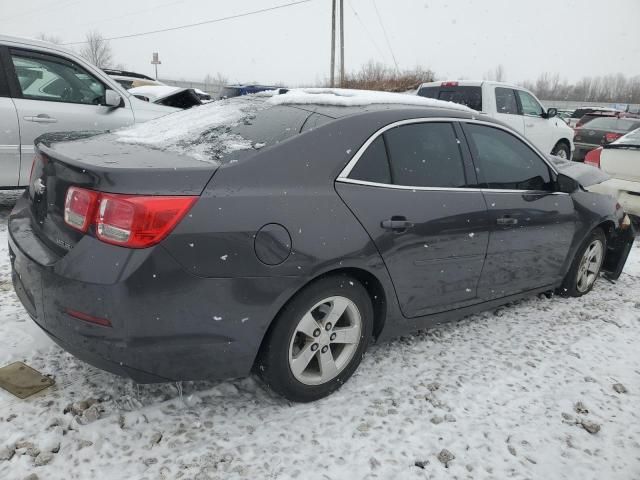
[62,0,315,45]
[371,0,399,73]
[346,0,387,62]
[0,0,84,24]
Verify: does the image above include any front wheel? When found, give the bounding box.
[256,275,373,402]
[560,228,606,297]
[551,141,571,160]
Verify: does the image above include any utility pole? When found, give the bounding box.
[330,0,336,87]
[339,0,344,87]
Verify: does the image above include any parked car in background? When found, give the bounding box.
[586,128,640,224]
[102,69,161,89]
[556,109,574,123]
[417,81,575,159]
[9,89,634,402]
[0,35,179,188]
[576,110,640,129]
[573,117,640,160]
[218,84,285,99]
[568,107,618,128]
[128,85,202,109]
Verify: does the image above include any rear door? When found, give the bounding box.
[0,46,20,187]
[494,87,525,135]
[5,48,135,185]
[336,120,490,318]
[461,122,576,299]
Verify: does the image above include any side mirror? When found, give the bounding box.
[545,107,558,119]
[103,89,122,108]
[556,173,579,193]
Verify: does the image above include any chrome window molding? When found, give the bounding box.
[336,116,560,187]
[337,177,569,196]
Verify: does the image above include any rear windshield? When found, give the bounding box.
[417,86,482,111]
[114,96,310,163]
[582,117,640,131]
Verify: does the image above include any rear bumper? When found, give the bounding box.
[573,142,600,161]
[8,195,301,383]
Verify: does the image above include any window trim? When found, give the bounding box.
[8,47,108,105]
[337,117,560,193]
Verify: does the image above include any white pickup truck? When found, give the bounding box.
[417,81,575,159]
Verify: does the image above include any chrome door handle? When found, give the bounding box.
[497,216,518,226]
[381,216,414,232]
[24,114,58,124]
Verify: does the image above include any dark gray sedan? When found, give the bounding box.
[8,90,635,402]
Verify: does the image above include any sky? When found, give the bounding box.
[1,0,639,86]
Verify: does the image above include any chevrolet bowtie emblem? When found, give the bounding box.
[33,178,46,195]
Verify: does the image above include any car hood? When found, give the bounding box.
[547,155,610,188]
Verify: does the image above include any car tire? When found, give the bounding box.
[551,141,571,160]
[559,228,607,297]
[256,274,373,402]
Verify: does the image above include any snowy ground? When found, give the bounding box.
[0,189,639,480]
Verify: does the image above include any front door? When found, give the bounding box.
[461,122,576,299]
[336,121,490,318]
[6,48,135,185]
[517,89,553,155]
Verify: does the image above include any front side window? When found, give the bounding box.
[495,87,519,115]
[11,52,105,105]
[517,90,544,116]
[465,124,553,191]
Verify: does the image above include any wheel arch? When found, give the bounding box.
[553,138,572,157]
[253,266,389,369]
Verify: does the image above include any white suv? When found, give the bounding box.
[0,35,179,188]
[417,81,575,159]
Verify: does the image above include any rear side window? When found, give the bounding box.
[465,124,553,191]
[418,86,482,111]
[384,122,467,188]
[495,87,519,115]
[348,136,391,184]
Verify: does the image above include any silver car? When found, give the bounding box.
[0,35,178,188]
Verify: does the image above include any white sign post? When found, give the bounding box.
[151,52,161,80]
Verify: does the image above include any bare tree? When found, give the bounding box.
[36,33,62,44]
[522,72,640,104]
[79,31,113,68]
[484,64,506,82]
[341,60,435,92]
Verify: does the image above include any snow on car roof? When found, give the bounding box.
[268,88,475,112]
[115,96,268,162]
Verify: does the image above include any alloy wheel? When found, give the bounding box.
[288,296,362,385]
[576,239,604,293]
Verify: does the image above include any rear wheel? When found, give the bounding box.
[560,228,606,297]
[551,141,571,160]
[257,275,373,402]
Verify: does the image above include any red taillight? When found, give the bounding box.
[441,81,459,87]
[604,132,622,143]
[64,187,99,232]
[96,194,196,248]
[584,147,603,168]
[63,187,196,248]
